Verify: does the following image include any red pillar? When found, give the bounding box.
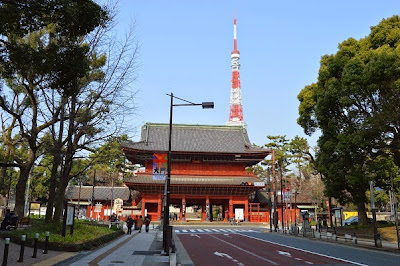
[141,196,146,217]
[229,197,233,220]
[157,195,162,220]
[206,196,210,221]
[245,199,249,222]
[224,202,229,222]
[182,196,186,221]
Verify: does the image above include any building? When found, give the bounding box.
[122,18,270,222]
[65,185,140,220]
[122,124,269,221]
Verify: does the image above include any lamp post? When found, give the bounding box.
[163,93,214,253]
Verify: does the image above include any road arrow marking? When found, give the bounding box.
[214,251,244,265]
[278,250,292,257]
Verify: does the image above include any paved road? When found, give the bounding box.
[176,227,400,266]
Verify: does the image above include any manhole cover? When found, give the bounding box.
[110,261,125,263]
[132,250,162,255]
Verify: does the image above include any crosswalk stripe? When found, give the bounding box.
[175,230,180,233]
[212,229,220,232]
[219,229,228,232]
[197,229,204,232]
[204,229,212,232]
[182,230,188,233]
[226,229,235,232]
[190,229,196,232]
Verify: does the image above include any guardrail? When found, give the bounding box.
[279,226,389,249]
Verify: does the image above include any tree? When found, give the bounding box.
[0,0,108,217]
[297,15,400,223]
[45,3,138,222]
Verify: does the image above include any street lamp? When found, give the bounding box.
[163,93,214,253]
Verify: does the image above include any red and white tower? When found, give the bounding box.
[227,17,245,127]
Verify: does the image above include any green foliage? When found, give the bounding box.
[297,15,400,212]
[8,219,118,244]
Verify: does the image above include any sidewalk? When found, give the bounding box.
[59,228,168,266]
[271,227,400,253]
[0,236,76,266]
[0,227,169,266]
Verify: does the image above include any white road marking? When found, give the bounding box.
[214,251,244,266]
[210,235,278,265]
[182,230,188,233]
[190,234,200,238]
[305,261,313,264]
[239,234,368,266]
[197,229,204,232]
[212,229,220,232]
[295,258,302,261]
[175,230,180,233]
[278,250,292,257]
[219,229,228,232]
[204,229,212,232]
[189,229,196,232]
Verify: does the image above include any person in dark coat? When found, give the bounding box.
[144,216,151,233]
[126,216,134,235]
[1,209,11,231]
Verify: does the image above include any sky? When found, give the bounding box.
[115,0,399,148]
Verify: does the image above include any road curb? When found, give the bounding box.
[266,230,400,254]
[173,231,194,266]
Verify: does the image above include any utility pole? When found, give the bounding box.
[280,164,284,233]
[370,180,379,247]
[272,150,278,231]
[390,172,399,249]
[91,169,96,220]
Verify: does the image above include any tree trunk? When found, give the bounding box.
[45,157,60,222]
[357,201,368,225]
[0,166,6,193]
[14,151,35,218]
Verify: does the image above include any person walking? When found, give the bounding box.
[144,215,151,233]
[137,215,144,233]
[126,216,134,235]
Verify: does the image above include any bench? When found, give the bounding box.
[19,217,30,227]
[5,217,30,230]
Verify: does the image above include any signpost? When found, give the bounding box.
[153,153,168,180]
[62,203,76,237]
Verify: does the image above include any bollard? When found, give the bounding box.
[32,233,39,258]
[18,235,26,262]
[352,233,357,244]
[2,238,10,266]
[43,231,50,254]
[376,233,382,248]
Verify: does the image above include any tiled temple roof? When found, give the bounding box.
[122,123,268,154]
[124,175,265,186]
[65,185,134,201]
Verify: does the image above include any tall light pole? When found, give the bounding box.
[163,93,214,253]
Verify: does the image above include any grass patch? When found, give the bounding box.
[335,223,400,242]
[4,218,120,244]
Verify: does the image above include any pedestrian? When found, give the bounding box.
[134,215,139,230]
[110,213,117,223]
[317,218,322,232]
[126,216,134,235]
[137,215,144,233]
[144,215,151,233]
[0,209,11,231]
